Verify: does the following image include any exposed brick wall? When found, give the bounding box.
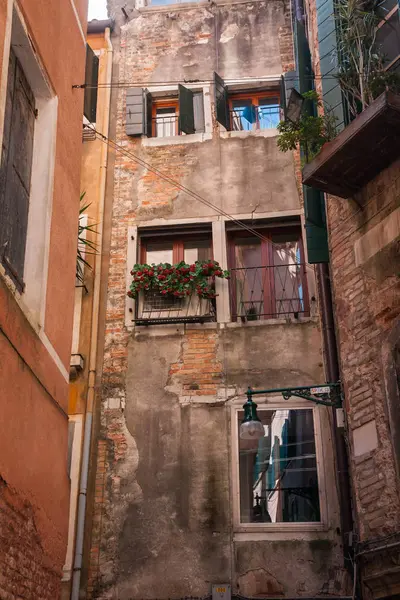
[0,477,61,600]
[327,161,400,541]
[169,329,223,396]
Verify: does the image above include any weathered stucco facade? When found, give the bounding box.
[85,2,350,598]
[0,1,87,598]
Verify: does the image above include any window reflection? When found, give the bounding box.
[238,409,320,523]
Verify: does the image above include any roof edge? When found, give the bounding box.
[87,19,114,34]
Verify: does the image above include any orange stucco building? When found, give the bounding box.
[0,1,87,598]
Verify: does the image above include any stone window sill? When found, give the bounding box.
[220,128,278,140]
[142,132,212,147]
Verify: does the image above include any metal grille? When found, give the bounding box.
[152,115,179,137]
[143,290,183,311]
[134,290,216,325]
[230,263,309,320]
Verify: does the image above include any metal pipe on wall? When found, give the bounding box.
[317,262,354,571]
[71,27,113,600]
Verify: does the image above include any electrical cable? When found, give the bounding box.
[84,123,314,274]
[75,74,345,89]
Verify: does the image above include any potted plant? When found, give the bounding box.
[127,259,230,300]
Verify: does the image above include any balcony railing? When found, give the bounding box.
[230,264,309,321]
[152,115,179,138]
[133,289,216,325]
[230,106,280,131]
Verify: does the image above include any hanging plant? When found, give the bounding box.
[277,91,338,163]
[76,192,98,285]
[127,260,230,300]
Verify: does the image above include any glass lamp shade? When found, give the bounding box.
[240,394,264,440]
[240,419,264,439]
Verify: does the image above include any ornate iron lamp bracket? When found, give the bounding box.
[247,382,343,408]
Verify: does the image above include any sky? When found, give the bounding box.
[88,0,108,20]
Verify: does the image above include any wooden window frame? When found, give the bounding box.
[151,98,179,137]
[227,226,309,320]
[139,232,213,264]
[228,90,280,131]
[231,400,327,532]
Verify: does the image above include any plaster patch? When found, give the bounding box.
[353,419,379,457]
[220,23,240,44]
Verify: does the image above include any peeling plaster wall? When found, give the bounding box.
[86,1,349,598]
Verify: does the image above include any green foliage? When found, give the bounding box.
[76,192,98,285]
[335,0,400,116]
[128,260,230,300]
[277,91,338,163]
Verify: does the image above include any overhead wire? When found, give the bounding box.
[75,73,347,89]
[84,122,314,272]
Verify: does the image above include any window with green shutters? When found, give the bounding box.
[125,85,205,138]
[292,18,330,264]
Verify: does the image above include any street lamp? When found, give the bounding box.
[239,382,342,439]
[240,388,264,440]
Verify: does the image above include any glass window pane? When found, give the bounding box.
[231,100,256,131]
[145,241,173,264]
[258,97,280,129]
[238,408,320,523]
[271,234,303,315]
[234,238,264,318]
[184,239,211,263]
[155,107,177,137]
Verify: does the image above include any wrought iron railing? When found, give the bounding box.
[133,289,216,325]
[230,106,280,131]
[152,115,179,138]
[230,263,309,321]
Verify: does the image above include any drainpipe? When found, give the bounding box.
[317,262,353,571]
[71,27,113,600]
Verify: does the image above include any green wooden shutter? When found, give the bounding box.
[126,88,147,136]
[84,44,99,123]
[178,84,195,134]
[316,0,346,131]
[295,21,313,95]
[214,72,229,130]
[280,71,298,117]
[293,19,330,263]
[0,49,35,289]
[304,186,329,263]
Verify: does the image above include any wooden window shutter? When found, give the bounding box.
[214,72,229,129]
[126,88,147,136]
[295,20,313,94]
[178,84,195,134]
[316,0,347,131]
[193,92,205,133]
[0,49,35,289]
[84,44,99,123]
[304,186,329,263]
[280,71,298,117]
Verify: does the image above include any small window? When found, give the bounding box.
[228,225,309,321]
[213,72,280,132]
[229,93,280,131]
[133,229,216,324]
[152,99,179,137]
[126,85,205,138]
[238,408,321,524]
